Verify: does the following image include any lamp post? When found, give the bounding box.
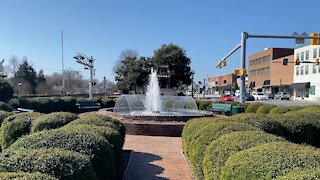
[191,71,194,98]
[18,82,22,96]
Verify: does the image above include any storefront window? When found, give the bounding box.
[313,65,317,74]
[305,65,309,75]
[296,67,299,75]
[301,66,304,75]
[310,86,316,95]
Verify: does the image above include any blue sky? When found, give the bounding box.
[0,0,319,83]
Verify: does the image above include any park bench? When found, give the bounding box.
[76,101,101,112]
[207,103,244,116]
[17,108,35,112]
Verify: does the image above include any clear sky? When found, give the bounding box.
[1,0,319,84]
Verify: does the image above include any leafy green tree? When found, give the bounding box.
[0,79,14,102]
[36,69,47,94]
[153,44,192,88]
[13,58,37,94]
[115,56,151,94]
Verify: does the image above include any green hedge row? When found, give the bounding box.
[276,168,320,180]
[7,97,116,113]
[0,112,125,179]
[221,142,320,179]
[0,148,97,179]
[0,172,57,180]
[183,117,258,179]
[203,131,284,180]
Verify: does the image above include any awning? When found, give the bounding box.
[263,80,270,86]
[290,82,310,89]
[249,82,255,89]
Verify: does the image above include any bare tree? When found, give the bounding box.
[5,55,20,77]
[113,49,139,73]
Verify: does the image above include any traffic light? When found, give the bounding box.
[235,69,247,76]
[92,81,96,85]
[310,33,320,45]
[316,58,319,65]
[295,58,300,65]
[221,59,227,67]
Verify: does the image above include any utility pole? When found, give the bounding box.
[73,53,95,99]
[203,78,206,98]
[191,72,194,98]
[61,31,65,96]
[104,76,106,99]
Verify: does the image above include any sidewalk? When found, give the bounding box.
[123,135,192,180]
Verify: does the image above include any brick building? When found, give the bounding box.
[248,48,294,94]
[208,73,237,94]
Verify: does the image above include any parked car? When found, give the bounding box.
[244,93,255,101]
[274,92,291,100]
[265,93,274,99]
[220,94,234,101]
[252,92,268,100]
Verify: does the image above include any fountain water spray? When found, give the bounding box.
[145,68,161,113]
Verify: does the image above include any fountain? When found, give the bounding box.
[104,68,212,121]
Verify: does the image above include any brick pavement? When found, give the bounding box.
[123,135,192,180]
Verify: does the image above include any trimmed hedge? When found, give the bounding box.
[9,129,115,180]
[0,112,43,148]
[62,124,123,167]
[96,97,116,108]
[244,103,263,113]
[269,106,290,114]
[221,142,320,179]
[187,121,257,179]
[182,116,228,154]
[276,168,320,180]
[287,106,304,111]
[256,104,276,114]
[31,112,78,133]
[231,113,286,137]
[0,110,13,125]
[0,148,97,180]
[76,113,125,140]
[196,100,212,110]
[0,102,14,112]
[203,131,284,180]
[0,172,58,180]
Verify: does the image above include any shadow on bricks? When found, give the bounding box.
[125,152,168,180]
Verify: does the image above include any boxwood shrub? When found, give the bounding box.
[231,113,286,137]
[0,172,58,180]
[61,124,123,166]
[8,98,32,110]
[269,106,290,114]
[0,110,13,125]
[9,129,115,180]
[182,116,228,154]
[196,100,212,110]
[31,112,78,133]
[276,168,320,180]
[221,142,320,180]
[0,112,43,148]
[187,121,257,180]
[0,102,14,112]
[27,98,55,113]
[287,106,304,112]
[0,148,97,180]
[244,103,263,113]
[256,104,276,114]
[202,131,284,180]
[76,113,125,140]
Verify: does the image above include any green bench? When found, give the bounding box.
[76,101,101,112]
[207,103,243,116]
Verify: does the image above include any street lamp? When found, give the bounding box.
[18,82,22,96]
[191,71,194,98]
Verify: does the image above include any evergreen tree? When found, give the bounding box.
[13,58,37,94]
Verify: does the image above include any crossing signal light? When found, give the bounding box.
[316,58,319,65]
[295,58,300,65]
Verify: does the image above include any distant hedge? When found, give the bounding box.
[221,142,320,179]
[0,102,14,112]
[276,168,320,180]
[256,104,276,114]
[203,131,284,180]
[231,113,286,137]
[0,172,58,180]
[187,120,257,179]
[0,110,13,125]
[269,106,290,114]
[9,129,115,180]
[31,112,78,133]
[0,148,97,180]
[244,103,263,113]
[0,112,43,148]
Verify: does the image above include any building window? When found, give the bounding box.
[301,66,304,75]
[296,67,299,75]
[314,48,318,59]
[305,65,309,75]
[306,50,310,60]
[310,86,316,95]
[283,59,288,65]
[296,53,300,60]
[224,80,226,84]
[301,52,305,61]
[313,65,317,74]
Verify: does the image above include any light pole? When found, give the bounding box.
[73,53,95,99]
[191,71,194,98]
[18,82,22,97]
